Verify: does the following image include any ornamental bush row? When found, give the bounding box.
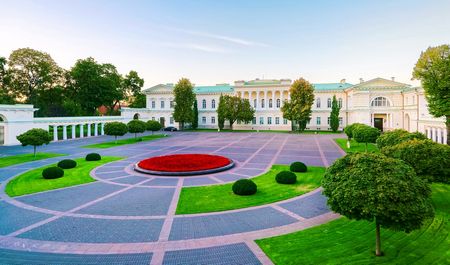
[376,129,427,150]
[42,153,102,180]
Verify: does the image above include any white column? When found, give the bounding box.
[101,123,105,135]
[80,124,84,138]
[271,90,275,109]
[280,90,284,107]
[71,125,76,139]
[62,125,67,140]
[53,125,58,141]
[256,93,260,110]
[264,90,268,109]
[87,123,91,137]
[248,91,252,106]
[94,123,98,136]
[432,127,436,142]
[443,128,448,144]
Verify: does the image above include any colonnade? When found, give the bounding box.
[425,126,447,144]
[238,89,290,110]
[51,123,106,142]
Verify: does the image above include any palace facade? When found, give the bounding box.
[138,77,447,144]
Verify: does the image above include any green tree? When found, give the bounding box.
[329,95,340,132]
[127,119,147,139]
[128,93,146,108]
[122,70,145,108]
[16,128,52,157]
[376,129,426,150]
[217,94,226,130]
[173,78,195,130]
[0,56,15,104]
[353,125,380,151]
[218,95,255,130]
[146,120,162,134]
[281,78,314,131]
[413,44,450,145]
[322,152,434,256]
[8,48,64,107]
[192,99,199,129]
[104,122,128,144]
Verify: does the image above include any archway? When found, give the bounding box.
[0,114,5,145]
[404,114,410,131]
[133,113,140,120]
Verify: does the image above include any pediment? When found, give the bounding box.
[142,84,174,94]
[351,78,410,90]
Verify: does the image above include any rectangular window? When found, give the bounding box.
[170,101,174,108]
[151,101,155,109]
[283,118,288,125]
[316,98,321,108]
[275,117,280,124]
[317,117,321,125]
[259,117,264,124]
[170,117,174,124]
[327,117,330,125]
[152,117,155,121]
[268,117,272,125]
[202,117,206,124]
[237,120,241,125]
[252,117,256,124]
[160,101,165,109]
[211,117,215,124]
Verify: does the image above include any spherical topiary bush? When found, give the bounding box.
[85,153,101,161]
[290,161,307,172]
[232,179,257,196]
[42,166,64,179]
[276,171,297,184]
[57,159,77,169]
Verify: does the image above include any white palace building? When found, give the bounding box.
[0,77,447,146]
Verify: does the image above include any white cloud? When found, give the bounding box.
[159,42,230,53]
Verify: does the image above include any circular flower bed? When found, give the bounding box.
[135,154,234,176]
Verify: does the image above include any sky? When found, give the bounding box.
[1,0,449,87]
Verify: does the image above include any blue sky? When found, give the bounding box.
[1,0,449,87]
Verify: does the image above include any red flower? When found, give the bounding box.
[137,154,232,172]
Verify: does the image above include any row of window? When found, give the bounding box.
[151,100,175,109]
[316,98,343,108]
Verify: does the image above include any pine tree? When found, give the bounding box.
[192,99,199,129]
[330,95,340,132]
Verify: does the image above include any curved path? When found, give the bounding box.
[0,132,345,265]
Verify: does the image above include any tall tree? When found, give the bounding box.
[173,78,195,130]
[124,71,145,108]
[322,152,434,256]
[216,95,255,130]
[8,48,64,106]
[413,44,450,145]
[281,78,314,131]
[329,95,341,132]
[217,94,226,130]
[0,56,14,104]
[192,99,199,129]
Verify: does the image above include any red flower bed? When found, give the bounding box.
[137,154,232,172]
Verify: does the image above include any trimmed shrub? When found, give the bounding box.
[42,166,64,179]
[382,139,450,183]
[353,125,380,151]
[377,129,427,150]
[290,161,307,172]
[146,120,162,134]
[344,123,365,140]
[85,153,101,161]
[276,171,297,184]
[232,179,257,195]
[57,159,77,169]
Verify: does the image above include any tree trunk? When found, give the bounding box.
[230,120,234,130]
[375,221,382,256]
[180,122,184,131]
[446,116,449,145]
[33,145,36,158]
[115,136,117,144]
[135,132,137,139]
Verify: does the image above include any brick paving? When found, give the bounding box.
[0,132,344,264]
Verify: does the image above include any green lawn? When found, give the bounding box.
[82,134,168,149]
[5,156,122,197]
[256,183,449,265]
[335,138,379,153]
[0,153,65,168]
[176,165,325,214]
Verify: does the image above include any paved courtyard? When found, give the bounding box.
[0,132,344,264]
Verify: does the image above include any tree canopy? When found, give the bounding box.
[16,128,52,157]
[281,78,314,131]
[104,122,128,143]
[146,120,162,134]
[127,119,147,139]
[329,95,340,132]
[353,125,380,151]
[192,99,199,129]
[322,152,434,256]
[216,95,254,130]
[413,44,450,145]
[173,78,195,130]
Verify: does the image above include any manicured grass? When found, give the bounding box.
[256,183,449,265]
[335,138,379,153]
[82,134,168,149]
[185,128,342,134]
[176,165,325,214]
[5,156,122,197]
[0,153,65,168]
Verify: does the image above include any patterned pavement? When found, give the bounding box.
[0,132,344,264]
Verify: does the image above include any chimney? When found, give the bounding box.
[340,78,346,84]
[359,78,364,83]
[391,77,395,81]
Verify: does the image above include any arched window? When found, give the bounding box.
[327,98,332,108]
[371,97,390,107]
[316,98,321,108]
[211,99,216,109]
[133,113,140,120]
[269,99,273,108]
[261,99,265,108]
[338,98,343,108]
[276,99,281,108]
[202,99,206,109]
